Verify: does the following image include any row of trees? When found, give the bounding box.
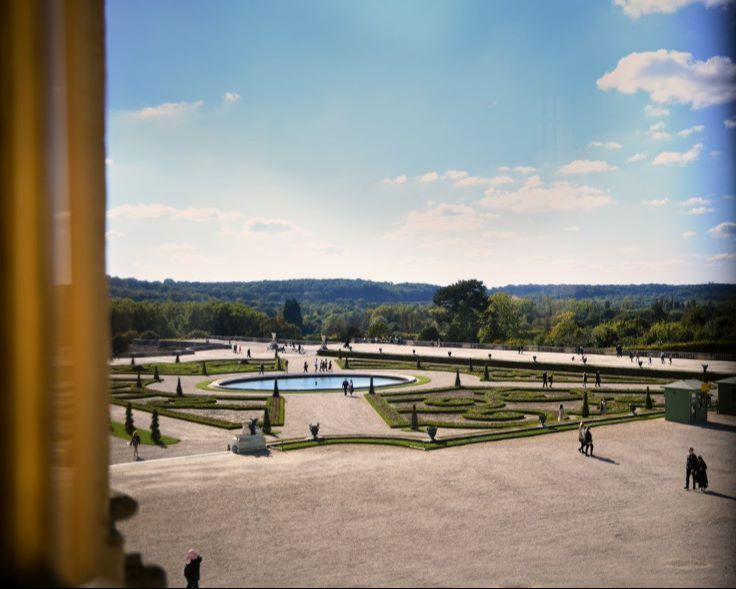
[110,279,736,352]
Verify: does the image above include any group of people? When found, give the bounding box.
[342,378,355,396]
[685,447,709,492]
[541,371,554,388]
[578,422,594,456]
[303,359,333,373]
[581,370,602,389]
[231,344,251,357]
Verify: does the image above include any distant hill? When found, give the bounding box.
[109,277,736,307]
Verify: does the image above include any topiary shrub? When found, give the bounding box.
[125,403,135,436]
[416,358,421,369]
[469,358,473,372]
[369,376,375,395]
[153,366,160,382]
[150,409,161,444]
[411,404,419,430]
[273,380,280,398]
[455,369,461,388]
[483,363,490,381]
[582,391,590,418]
[344,356,350,369]
[130,355,135,366]
[645,386,653,410]
[262,407,272,434]
[176,377,183,396]
[202,362,207,376]
[175,354,180,363]
[136,372,142,389]
[276,355,282,370]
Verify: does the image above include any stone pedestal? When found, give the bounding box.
[231,424,267,454]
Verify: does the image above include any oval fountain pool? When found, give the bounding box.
[214,373,415,392]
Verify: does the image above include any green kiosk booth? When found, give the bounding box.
[663,380,709,425]
[715,376,736,415]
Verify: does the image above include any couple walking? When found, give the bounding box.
[685,448,709,492]
[578,422,593,457]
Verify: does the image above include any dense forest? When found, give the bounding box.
[109,277,736,354]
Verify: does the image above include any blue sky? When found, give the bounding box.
[105,0,736,285]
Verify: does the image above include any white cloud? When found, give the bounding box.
[107,203,243,223]
[644,104,670,117]
[454,175,515,188]
[513,166,537,174]
[651,143,702,166]
[242,218,301,235]
[725,116,736,129]
[107,203,178,220]
[418,171,440,183]
[708,221,736,237]
[682,231,696,239]
[105,230,126,240]
[563,226,580,232]
[615,0,734,19]
[681,196,711,207]
[223,91,241,104]
[687,206,714,215]
[642,198,670,206]
[384,202,490,240]
[383,175,407,186]
[629,152,649,162]
[479,179,613,213]
[559,160,618,175]
[497,166,511,172]
[133,100,204,120]
[596,50,736,110]
[647,122,671,140]
[677,125,704,137]
[441,170,469,181]
[589,141,623,150]
[708,252,736,263]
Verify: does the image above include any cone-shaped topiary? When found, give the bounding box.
[125,402,135,435]
[455,369,461,388]
[153,366,160,382]
[483,363,490,381]
[369,376,375,395]
[344,356,350,369]
[582,391,589,418]
[262,406,272,434]
[176,377,183,396]
[150,409,161,444]
[273,380,280,398]
[469,358,473,372]
[645,386,653,410]
[175,353,180,363]
[130,355,136,366]
[411,404,419,430]
[276,356,282,370]
[202,361,207,376]
[416,358,421,369]
[136,372,142,389]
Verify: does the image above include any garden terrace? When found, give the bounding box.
[111,358,286,376]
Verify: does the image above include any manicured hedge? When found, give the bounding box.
[364,394,407,428]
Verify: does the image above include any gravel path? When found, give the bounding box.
[111,414,736,587]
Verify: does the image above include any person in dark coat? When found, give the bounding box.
[584,427,593,456]
[184,549,202,589]
[685,448,698,490]
[697,456,708,492]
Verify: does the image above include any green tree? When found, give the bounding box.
[150,409,161,444]
[125,403,135,435]
[282,298,303,329]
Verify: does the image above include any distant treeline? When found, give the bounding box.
[109,278,736,355]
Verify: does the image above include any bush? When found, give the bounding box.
[273,380,280,398]
[202,361,208,376]
[150,409,161,444]
[645,387,653,410]
[176,377,183,396]
[455,369,461,388]
[154,366,160,382]
[411,405,419,430]
[582,391,590,418]
[125,403,135,435]
[484,363,490,380]
[136,372,142,388]
[262,407,272,434]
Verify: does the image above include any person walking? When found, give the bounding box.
[348,380,354,396]
[548,373,554,388]
[595,370,601,388]
[578,422,586,454]
[685,447,698,490]
[184,549,203,589]
[542,372,548,389]
[582,372,588,389]
[697,455,708,492]
[584,427,594,457]
[129,430,141,461]
[558,404,565,422]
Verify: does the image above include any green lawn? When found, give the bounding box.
[110,420,179,445]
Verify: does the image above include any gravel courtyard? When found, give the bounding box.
[111,414,736,587]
